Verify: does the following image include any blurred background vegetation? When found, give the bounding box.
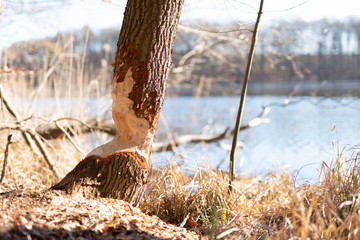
[1,0,360,97]
[2,17,360,96]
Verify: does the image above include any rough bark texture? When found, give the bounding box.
[51,0,184,206]
[51,152,148,204]
[116,0,183,128]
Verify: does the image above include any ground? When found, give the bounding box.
[0,190,200,240]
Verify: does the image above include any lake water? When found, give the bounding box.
[155,96,360,181]
[16,94,360,182]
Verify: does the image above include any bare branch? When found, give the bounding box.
[229,0,264,192]
[178,25,247,43]
[0,134,14,184]
[172,40,228,73]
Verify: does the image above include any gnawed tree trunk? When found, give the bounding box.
[51,0,184,206]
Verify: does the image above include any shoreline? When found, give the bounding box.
[166,79,360,97]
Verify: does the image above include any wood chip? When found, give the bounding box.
[0,190,200,239]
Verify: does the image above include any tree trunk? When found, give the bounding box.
[51,0,184,206]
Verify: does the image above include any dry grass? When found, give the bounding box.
[141,153,360,239]
[1,134,360,239]
[0,139,80,188]
[2,36,360,239]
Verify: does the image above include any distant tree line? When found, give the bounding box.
[1,17,360,95]
[253,18,360,82]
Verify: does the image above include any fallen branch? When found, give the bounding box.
[36,113,268,154]
[36,105,270,143]
[152,128,230,153]
[152,106,270,153]
[36,117,115,140]
[5,104,269,162]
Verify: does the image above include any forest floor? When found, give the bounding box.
[0,189,201,240]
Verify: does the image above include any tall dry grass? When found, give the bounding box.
[0,32,113,194]
[1,32,360,239]
[141,152,360,239]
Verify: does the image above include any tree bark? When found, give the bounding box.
[51,0,184,206]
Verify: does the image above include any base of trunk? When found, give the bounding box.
[50,151,149,206]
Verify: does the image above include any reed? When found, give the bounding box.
[141,153,360,238]
[1,34,360,239]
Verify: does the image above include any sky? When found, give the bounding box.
[0,0,360,49]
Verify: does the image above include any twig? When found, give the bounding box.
[78,27,90,101]
[172,40,228,73]
[159,115,178,153]
[28,65,56,113]
[178,25,246,43]
[0,123,58,177]
[55,121,86,156]
[216,228,240,240]
[0,84,36,150]
[32,134,58,178]
[229,0,264,193]
[0,134,14,184]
